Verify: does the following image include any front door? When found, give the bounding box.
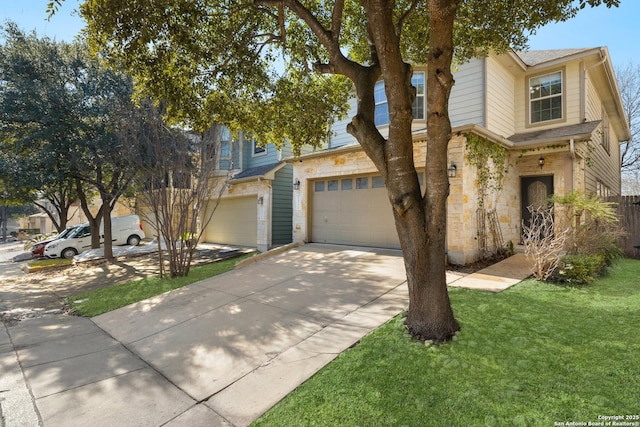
[521,176,554,239]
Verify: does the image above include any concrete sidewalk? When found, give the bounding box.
[1,244,532,426]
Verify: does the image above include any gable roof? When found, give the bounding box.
[515,48,595,66]
[228,162,285,183]
[507,120,601,146]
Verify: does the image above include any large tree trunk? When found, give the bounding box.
[402,0,460,340]
[348,0,460,341]
[101,194,114,261]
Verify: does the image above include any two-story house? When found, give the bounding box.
[288,48,631,265]
[200,125,295,252]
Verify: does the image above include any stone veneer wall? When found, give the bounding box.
[292,137,485,265]
[292,138,579,265]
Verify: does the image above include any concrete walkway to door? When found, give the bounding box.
[3,244,532,427]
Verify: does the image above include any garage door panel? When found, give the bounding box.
[311,175,400,249]
[204,196,257,246]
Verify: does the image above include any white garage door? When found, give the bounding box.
[204,196,257,246]
[311,174,400,249]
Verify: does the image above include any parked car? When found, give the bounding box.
[30,226,79,257]
[44,215,145,259]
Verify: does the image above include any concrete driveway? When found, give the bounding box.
[5,244,410,426]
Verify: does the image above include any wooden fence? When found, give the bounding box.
[607,195,640,259]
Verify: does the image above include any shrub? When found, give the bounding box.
[551,253,607,285]
[522,206,570,281]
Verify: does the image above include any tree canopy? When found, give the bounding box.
[0,23,138,257]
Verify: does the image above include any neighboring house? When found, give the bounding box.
[25,199,134,235]
[288,48,631,265]
[200,125,295,252]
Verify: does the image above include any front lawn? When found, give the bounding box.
[254,258,640,426]
[66,253,254,317]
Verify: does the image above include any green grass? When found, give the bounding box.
[66,253,253,317]
[254,258,640,426]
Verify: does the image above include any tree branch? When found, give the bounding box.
[396,0,419,35]
[332,0,345,42]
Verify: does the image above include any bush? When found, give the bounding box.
[551,254,607,285]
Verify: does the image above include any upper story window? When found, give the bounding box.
[218,125,232,170]
[252,138,267,156]
[219,126,231,159]
[529,71,563,124]
[374,72,425,126]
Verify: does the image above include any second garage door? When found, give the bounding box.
[204,196,257,246]
[311,174,400,249]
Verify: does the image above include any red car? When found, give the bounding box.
[30,226,79,257]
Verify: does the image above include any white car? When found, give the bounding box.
[44,215,145,259]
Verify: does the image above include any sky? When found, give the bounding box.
[1,1,639,70]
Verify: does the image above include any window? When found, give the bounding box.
[327,180,338,191]
[220,141,230,158]
[341,179,353,190]
[252,138,266,156]
[374,81,389,126]
[529,71,563,124]
[596,180,611,197]
[602,109,610,154]
[356,177,368,189]
[372,176,385,188]
[314,181,325,192]
[218,126,232,169]
[411,73,425,120]
[374,72,426,126]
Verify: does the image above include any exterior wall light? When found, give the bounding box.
[293,179,301,190]
[538,155,545,169]
[447,162,457,178]
[257,196,264,205]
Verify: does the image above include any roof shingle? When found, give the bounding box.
[507,120,601,145]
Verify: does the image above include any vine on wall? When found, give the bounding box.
[465,133,511,259]
[464,133,509,208]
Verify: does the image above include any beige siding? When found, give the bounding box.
[329,97,358,148]
[564,62,583,125]
[581,128,621,196]
[515,61,584,134]
[485,56,515,137]
[450,59,485,127]
[580,66,622,196]
[585,73,602,122]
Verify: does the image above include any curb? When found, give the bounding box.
[21,263,73,274]
[235,242,304,269]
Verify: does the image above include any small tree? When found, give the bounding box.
[122,102,224,277]
[522,206,570,281]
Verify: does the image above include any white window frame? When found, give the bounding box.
[374,72,426,126]
[528,70,564,125]
[252,138,267,157]
[217,126,232,169]
[601,108,610,154]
